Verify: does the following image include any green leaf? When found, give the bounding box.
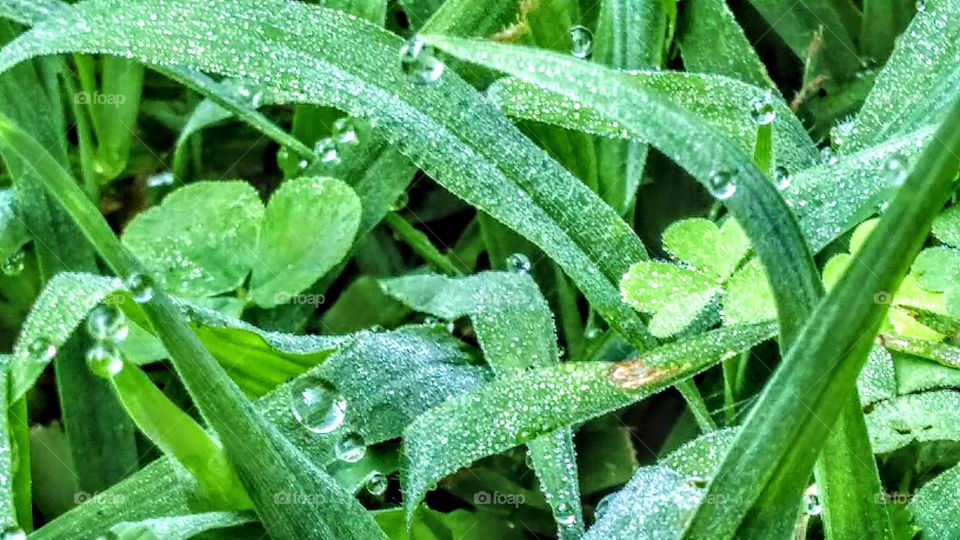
[621,261,720,338]
[894,352,960,394]
[866,390,960,453]
[912,247,960,292]
[858,346,897,407]
[677,0,772,88]
[122,181,263,299]
[107,512,256,540]
[662,218,749,280]
[909,462,960,539]
[401,323,776,523]
[249,177,361,308]
[0,189,27,262]
[932,205,960,248]
[0,358,16,531]
[723,258,776,326]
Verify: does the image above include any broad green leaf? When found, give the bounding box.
[107,512,256,540]
[0,189,26,263]
[932,205,960,247]
[122,181,263,299]
[487,72,818,174]
[662,218,749,280]
[723,258,776,326]
[858,346,897,406]
[382,272,583,535]
[677,0,772,88]
[894,352,960,394]
[401,323,776,522]
[621,261,719,338]
[866,390,960,453]
[250,177,361,307]
[912,247,960,292]
[0,0,660,352]
[850,0,960,152]
[909,462,960,538]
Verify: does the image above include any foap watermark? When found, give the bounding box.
[74,490,125,506]
[875,490,913,505]
[473,490,525,507]
[273,491,327,506]
[275,292,326,307]
[874,291,892,304]
[74,91,127,107]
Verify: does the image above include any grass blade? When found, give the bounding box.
[677,0,772,88]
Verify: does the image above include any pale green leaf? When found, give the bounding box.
[621,261,719,338]
[909,462,960,538]
[662,218,749,280]
[723,257,776,326]
[866,390,960,453]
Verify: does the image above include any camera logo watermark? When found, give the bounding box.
[473,490,525,507]
[273,491,327,505]
[275,292,326,307]
[74,91,126,107]
[74,491,125,506]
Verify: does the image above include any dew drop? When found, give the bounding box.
[313,137,339,163]
[569,26,593,59]
[85,343,124,379]
[399,38,444,85]
[884,155,908,187]
[707,170,736,200]
[27,338,57,363]
[333,117,359,145]
[774,166,792,190]
[804,484,822,516]
[507,253,531,273]
[335,432,366,463]
[86,305,129,343]
[749,93,776,126]
[237,85,263,108]
[297,159,310,170]
[2,250,25,276]
[2,530,26,540]
[820,147,839,165]
[594,494,612,518]
[124,273,154,303]
[365,471,388,496]
[916,0,926,12]
[289,376,346,434]
[555,502,577,526]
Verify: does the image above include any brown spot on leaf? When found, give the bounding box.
[607,359,679,390]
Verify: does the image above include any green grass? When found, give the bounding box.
[0,0,955,538]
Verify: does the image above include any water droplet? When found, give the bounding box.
[365,471,388,496]
[147,171,175,188]
[333,117,359,145]
[569,26,593,59]
[313,137,339,163]
[804,484,822,516]
[916,0,926,12]
[820,147,839,165]
[555,502,577,526]
[749,93,776,126]
[86,305,129,343]
[884,155,908,187]
[595,494,613,518]
[124,273,154,303]
[2,530,26,540]
[390,191,409,211]
[2,250,25,276]
[237,85,263,108]
[27,338,57,363]
[878,200,890,214]
[85,343,124,378]
[707,170,736,200]
[289,376,346,434]
[774,166,792,190]
[399,38,444,85]
[507,253,531,273]
[832,119,855,150]
[297,159,310,170]
[335,432,366,463]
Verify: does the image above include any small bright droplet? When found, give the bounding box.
[595,494,613,517]
[749,93,776,125]
[555,502,577,526]
[569,26,593,59]
[124,273,154,303]
[289,376,346,434]
[237,85,263,108]
[333,117,359,145]
[313,138,339,163]
[820,147,839,165]
[86,305,129,343]
[707,170,736,200]
[916,0,926,12]
[2,250,24,276]
[507,253,531,273]
[2,529,26,540]
[774,166,792,190]
[85,343,124,378]
[804,484,822,516]
[884,155,908,187]
[335,432,366,463]
[365,471,388,496]
[27,338,57,362]
[399,38,444,85]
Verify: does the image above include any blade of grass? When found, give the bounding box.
[677,0,773,88]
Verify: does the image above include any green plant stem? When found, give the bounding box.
[676,380,717,432]
[382,212,462,275]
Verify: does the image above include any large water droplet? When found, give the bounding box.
[2,529,26,540]
[237,85,263,108]
[569,26,593,59]
[804,484,823,516]
[365,471,388,496]
[399,38,444,85]
[707,170,736,200]
[335,432,366,463]
[87,305,129,343]
[2,250,25,276]
[749,93,776,126]
[86,343,124,379]
[774,166,792,190]
[555,502,577,526]
[884,155,908,187]
[27,338,57,363]
[124,273,154,303]
[289,376,346,434]
[507,253,531,273]
[313,137,339,163]
[333,117,359,145]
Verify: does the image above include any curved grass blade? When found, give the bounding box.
[107,512,256,540]
[0,112,386,539]
[682,93,960,539]
[677,0,772,88]
[401,322,776,523]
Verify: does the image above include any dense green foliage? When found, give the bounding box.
[0,0,954,538]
